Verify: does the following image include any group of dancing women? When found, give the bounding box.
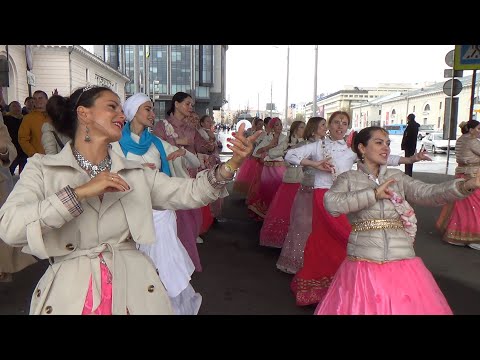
[233,112,480,315]
[1,82,480,315]
[0,87,261,315]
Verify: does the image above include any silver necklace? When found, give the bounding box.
[72,147,112,179]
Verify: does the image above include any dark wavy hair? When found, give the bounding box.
[46,86,113,142]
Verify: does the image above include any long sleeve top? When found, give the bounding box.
[285,137,400,189]
[454,134,480,179]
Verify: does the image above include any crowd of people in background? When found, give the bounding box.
[1,84,480,315]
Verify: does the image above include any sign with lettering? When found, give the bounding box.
[95,74,115,89]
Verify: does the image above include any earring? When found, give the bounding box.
[85,126,91,142]
[361,154,365,162]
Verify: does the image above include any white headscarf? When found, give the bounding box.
[123,93,151,122]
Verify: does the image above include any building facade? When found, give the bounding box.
[94,45,228,120]
[350,75,477,134]
[0,45,129,106]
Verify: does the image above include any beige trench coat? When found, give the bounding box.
[0,120,35,274]
[0,143,227,314]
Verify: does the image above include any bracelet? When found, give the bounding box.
[223,161,238,175]
[206,164,233,189]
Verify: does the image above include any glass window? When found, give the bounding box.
[170,45,191,95]
[149,45,168,95]
[199,45,213,86]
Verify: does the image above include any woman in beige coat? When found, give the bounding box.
[316,126,480,315]
[0,85,259,314]
[0,118,32,282]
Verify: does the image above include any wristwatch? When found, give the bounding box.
[223,161,238,176]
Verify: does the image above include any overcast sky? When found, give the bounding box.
[82,45,457,112]
[226,45,457,112]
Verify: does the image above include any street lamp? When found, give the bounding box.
[152,80,160,102]
[152,80,160,121]
[284,45,290,126]
[313,45,318,117]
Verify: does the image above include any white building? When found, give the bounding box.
[350,75,477,132]
[0,45,130,105]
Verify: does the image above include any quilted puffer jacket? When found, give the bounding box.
[324,161,468,262]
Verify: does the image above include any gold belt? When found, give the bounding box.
[263,161,286,167]
[351,219,403,232]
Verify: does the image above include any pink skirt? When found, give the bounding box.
[436,174,480,245]
[176,208,203,272]
[260,182,301,248]
[245,158,264,206]
[276,185,314,274]
[315,257,453,315]
[233,157,260,196]
[248,162,287,219]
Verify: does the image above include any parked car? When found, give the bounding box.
[417,124,436,140]
[421,132,456,154]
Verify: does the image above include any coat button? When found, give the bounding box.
[36,289,41,297]
[44,306,53,314]
[65,243,75,251]
[148,285,155,293]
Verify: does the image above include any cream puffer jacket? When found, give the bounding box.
[455,134,480,179]
[324,161,468,262]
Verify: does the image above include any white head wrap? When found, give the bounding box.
[123,93,151,122]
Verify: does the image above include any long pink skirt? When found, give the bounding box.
[276,185,314,274]
[315,257,453,315]
[176,208,203,272]
[233,157,260,196]
[436,174,480,245]
[260,182,301,248]
[245,158,264,207]
[248,162,287,219]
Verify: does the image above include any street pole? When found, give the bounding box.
[133,45,140,93]
[257,92,259,117]
[313,45,318,118]
[284,45,290,124]
[270,81,273,117]
[469,70,477,121]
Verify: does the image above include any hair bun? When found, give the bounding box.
[458,121,468,129]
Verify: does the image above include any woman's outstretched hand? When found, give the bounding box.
[412,148,432,162]
[226,123,262,168]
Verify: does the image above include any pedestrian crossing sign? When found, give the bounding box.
[454,45,480,70]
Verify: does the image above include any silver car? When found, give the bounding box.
[421,132,456,154]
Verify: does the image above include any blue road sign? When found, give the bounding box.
[454,45,480,70]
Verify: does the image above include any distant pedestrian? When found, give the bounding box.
[22,97,34,115]
[401,113,420,176]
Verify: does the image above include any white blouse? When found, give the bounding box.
[285,137,400,189]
